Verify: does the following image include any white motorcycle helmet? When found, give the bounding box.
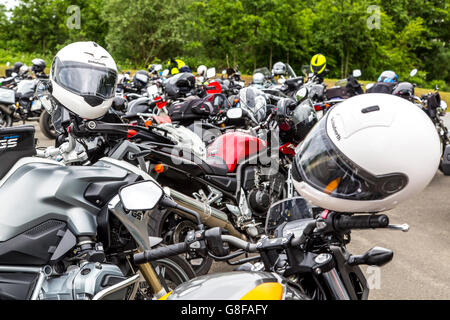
[197,65,207,78]
[272,61,287,76]
[252,72,264,85]
[50,41,118,119]
[292,93,440,213]
[19,65,29,76]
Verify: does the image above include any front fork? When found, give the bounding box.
[322,268,351,300]
[108,196,167,298]
[137,249,166,298]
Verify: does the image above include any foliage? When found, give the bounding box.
[0,0,448,87]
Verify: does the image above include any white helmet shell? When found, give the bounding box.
[293,93,440,213]
[19,65,29,75]
[197,65,207,77]
[252,72,264,85]
[50,41,118,120]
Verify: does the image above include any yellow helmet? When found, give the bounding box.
[167,59,186,75]
[310,54,327,75]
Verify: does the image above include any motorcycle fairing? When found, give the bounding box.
[161,271,307,300]
[0,158,131,242]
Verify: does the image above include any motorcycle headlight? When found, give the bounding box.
[440,100,448,112]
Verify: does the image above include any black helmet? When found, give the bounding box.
[164,72,196,98]
[31,58,46,73]
[133,70,149,88]
[277,98,317,144]
[12,62,24,73]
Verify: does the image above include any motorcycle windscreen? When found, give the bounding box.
[265,197,313,235]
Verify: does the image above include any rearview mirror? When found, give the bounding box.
[154,64,162,71]
[352,69,362,78]
[295,87,308,102]
[206,67,216,79]
[409,68,418,78]
[119,180,164,211]
[348,247,393,267]
[6,62,10,67]
[226,108,243,119]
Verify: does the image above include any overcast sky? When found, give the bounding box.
[3,0,18,9]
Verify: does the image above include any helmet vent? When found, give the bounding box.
[83,95,104,107]
[361,105,380,113]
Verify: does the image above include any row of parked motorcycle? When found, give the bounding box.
[0,42,447,300]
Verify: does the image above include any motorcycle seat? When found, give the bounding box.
[201,156,230,176]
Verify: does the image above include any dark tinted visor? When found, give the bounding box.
[294,113,408,201]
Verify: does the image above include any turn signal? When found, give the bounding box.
[154,164,165,173]
[127,129,137,138]
[145,120,153,128]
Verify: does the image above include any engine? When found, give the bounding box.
[39,262,129,300]
[243,166,285,217]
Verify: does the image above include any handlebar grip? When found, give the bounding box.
[334,214,389,231]
[133,242,188,264]
[220,235,258,252]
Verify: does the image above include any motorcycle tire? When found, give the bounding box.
[39,110,57,139]
[148,208,213,276]
[128,247,196,300]
[0,112,12,128]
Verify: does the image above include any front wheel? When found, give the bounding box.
[0,111,12,128]
[129,255,196,300]
[148,208,213,276]
[39,110,57,139]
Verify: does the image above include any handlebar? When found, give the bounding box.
[132,213,394,265]
[133,242,188,264]
[333,214,389,231]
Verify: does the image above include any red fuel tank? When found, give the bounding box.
[207,131,267,172]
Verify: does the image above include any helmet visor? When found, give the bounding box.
[53,59,117,99]
[294,114,408,201]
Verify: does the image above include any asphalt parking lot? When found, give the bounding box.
[30,115,450,300]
